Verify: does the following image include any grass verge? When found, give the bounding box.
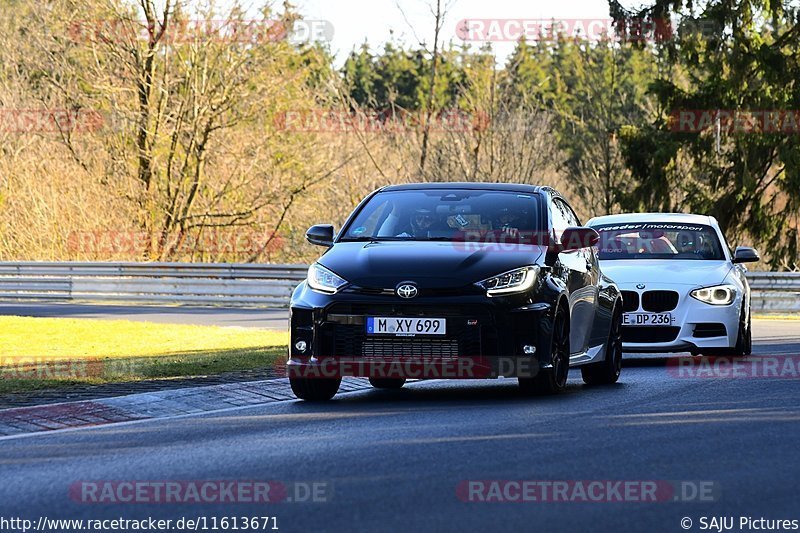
[0,316,287,394]
[753,314,800,320]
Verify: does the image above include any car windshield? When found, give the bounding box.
[340,189,541,242]
[594,222,725,260]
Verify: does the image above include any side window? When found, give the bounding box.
[559,200,594,260]
[562,202,581,227]
[553,199,589,256]
[550,199,570,241]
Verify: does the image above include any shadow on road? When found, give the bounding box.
[290,378,629,409]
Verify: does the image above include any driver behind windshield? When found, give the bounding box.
[493,206,527,240]
[411,208,436,237]
[676,231,698,255]
[396,207,447,238]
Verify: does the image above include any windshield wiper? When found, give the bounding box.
[340,236,379,242]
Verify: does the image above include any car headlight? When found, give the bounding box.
[477,266,539,296]
[307,263,348,294]
[690,284,736,305]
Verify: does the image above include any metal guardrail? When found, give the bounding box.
[0,262,307,307]
[0,262,797,311]
[746,272,800,313]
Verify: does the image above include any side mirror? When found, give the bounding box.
[306,224,334,247]
[559,227,600,252]
[733,246,759,263]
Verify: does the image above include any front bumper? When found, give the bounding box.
[287,281,555,379]
[618,283,741,353]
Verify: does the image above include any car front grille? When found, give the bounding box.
[327,323,482,358]
[641,290,679,312]
[622,326,681,343]
[361,338,460,359]
[620,291,640,312]
[320,304,490,358]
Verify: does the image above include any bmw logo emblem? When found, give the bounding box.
[636,283,646,290]
[396,283,418,299]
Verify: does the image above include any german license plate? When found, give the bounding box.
[622,312,676,326]
[366,317,446,336]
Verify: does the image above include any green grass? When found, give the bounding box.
[753,314,800,320]
[0,316,287,394]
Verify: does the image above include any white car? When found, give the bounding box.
[587,213,759,355]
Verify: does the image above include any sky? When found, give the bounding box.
[288,0,629,65]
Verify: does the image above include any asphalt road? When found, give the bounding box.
[0,321,798,533]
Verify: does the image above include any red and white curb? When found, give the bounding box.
[0,377,373,439]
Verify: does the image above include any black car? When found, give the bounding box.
[287,183,623,400]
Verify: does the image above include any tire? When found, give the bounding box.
[369,377,406,389]
[581,305,623,385]
[289,377,341,401]
[519,304,570,395]
[732,304,752,357]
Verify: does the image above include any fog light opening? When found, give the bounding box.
[295,340,308,353]
[523,345,536,355]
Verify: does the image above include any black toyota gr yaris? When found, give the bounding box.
[288,183,623,400]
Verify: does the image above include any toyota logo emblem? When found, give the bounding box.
[396,284,418,299]
[636,283,646,290]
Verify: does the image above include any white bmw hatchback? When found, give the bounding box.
[587,213,760,356]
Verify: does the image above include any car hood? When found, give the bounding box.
[319,241,545,289]
[599,259,733,287]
